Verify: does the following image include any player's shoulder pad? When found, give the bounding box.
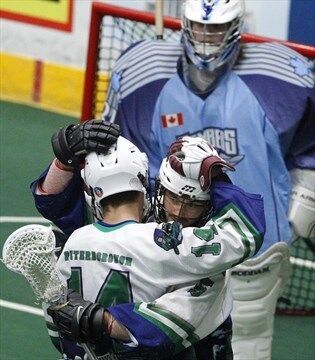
[114,39,182,72]
[234,42,314,88]
[112,40,182,99]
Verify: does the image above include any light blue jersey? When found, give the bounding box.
[104,40,315,255]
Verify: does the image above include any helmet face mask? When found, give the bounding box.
[188,21,231,57]
[154,138,215,227]
[154,135,234,227]
[184,19,242,61]
[182,0,245,71]
[154,179,212,227]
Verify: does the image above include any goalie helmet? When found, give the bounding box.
[182,0,245,72]
[82,136,151,221]
[154,136,230,226]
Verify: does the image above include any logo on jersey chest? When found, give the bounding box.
[179,127,244,167]
[161,113,184,128]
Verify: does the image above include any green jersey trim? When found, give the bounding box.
[213,203,263,262]
[134,302,200,353]
[93,220,138,233]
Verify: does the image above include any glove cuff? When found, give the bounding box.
[90,306,106,340]
[51,124,78,167]
[199,156,235,191]
[54,158,75,172]
[79,303,106,342]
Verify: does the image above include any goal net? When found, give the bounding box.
[277,237,315,315]
[81,2,315,316]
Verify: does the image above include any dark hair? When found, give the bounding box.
[100,191,142,212]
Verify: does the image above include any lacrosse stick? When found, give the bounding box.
[1,224,97,360]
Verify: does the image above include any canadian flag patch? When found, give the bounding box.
[161,113,184,128]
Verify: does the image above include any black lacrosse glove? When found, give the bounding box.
[48,289,108,344]
[51,120,120,168]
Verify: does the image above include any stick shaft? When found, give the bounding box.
[82,343,98,360]
[155,0,164,39]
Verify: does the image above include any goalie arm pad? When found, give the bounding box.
[51,120,120,167]
[288,169,315,239]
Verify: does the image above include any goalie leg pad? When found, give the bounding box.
[228,242,290,360]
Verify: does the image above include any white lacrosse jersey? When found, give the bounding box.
[56,183,264,353]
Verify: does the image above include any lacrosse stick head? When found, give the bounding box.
[2,224,67,304]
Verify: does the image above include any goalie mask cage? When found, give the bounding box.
[81,2,315,316]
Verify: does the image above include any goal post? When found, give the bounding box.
[81,2,315,122]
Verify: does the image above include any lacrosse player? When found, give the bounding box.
[99,1,314,358]
[46,135,266,359]
[32,122,238,358]
[33,131,239,359]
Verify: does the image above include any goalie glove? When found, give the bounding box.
[48,289,109,344]
[51,120,120,168]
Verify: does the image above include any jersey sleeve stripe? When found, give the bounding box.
[134,303,200,352]
[213,203,263,260]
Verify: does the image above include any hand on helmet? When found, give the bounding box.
[168,137,234,192]
[51,120,120,168]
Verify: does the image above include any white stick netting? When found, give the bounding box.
[2,224,67,304]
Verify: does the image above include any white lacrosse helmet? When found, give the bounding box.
[159,155,211,202]
[154,136,234,225]
[82,136,151,220]
[182,0,245,71]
